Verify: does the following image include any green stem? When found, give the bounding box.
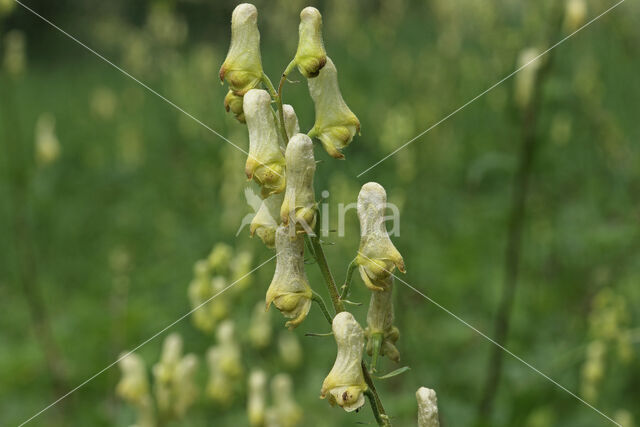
[340,258,358,300]
[261,72,277,98]
[369,333,383,373]
[364,368,391,426]
[275,60,297,143]
[309,234,344,313]
[311,291,333,324]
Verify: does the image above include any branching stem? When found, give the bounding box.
[340,258,358,300]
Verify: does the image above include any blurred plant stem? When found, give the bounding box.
[0,77,69,417]
[476,5,563,423]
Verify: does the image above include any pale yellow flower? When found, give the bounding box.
[248,370,268,426]
[265,225,312,329]
[244,89,286,198]
[280,133,316,232]
[416,387,440,427]
[294,7,327,78]
[321,312,367,412]
[355,182,405,291]
[365,276,400,363]
[308,57,360,158]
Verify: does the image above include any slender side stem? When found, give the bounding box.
[340,258,358,300]
[311,291,333,324]
[369,333,383,373]
[261,72,277,98]
[275,60,297,142]
[363,363,390,426]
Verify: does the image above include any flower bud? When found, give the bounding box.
[244,89,286,198]
[266,225,313,329]
[283,104,300,142]
[248,370,268,426]
[416,387,440,427]
[280,133,317,232]
[270,374,303,426]
[224,90,246,123]
[321,312,367,412]
[308,57,360,158]
[355,182,405,291]
[365,277,400,363]
[117,352,150,406]
[219,3,263,95]
[563,0,587,33]
[294,7,327,78]
[251,192,284,248]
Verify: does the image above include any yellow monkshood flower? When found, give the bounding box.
[416,387,440,427]
[308,57,360,159]
[219,3,263,95]
[321,312,368,412]
[244,89,286,198]
[269,373,304,427]
[355,182,405,291]
[266,224,312,329]
[294,7,327,78]
[173,354,199,418]
[250,192,284,248]
[280,133,317,232]
[365,276,400,363]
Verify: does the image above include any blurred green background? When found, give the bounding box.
[1,0,639,426]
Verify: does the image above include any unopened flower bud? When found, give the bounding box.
[365,277,400,363]
[283,104,300,142]
[270,374,303,426]
[564,0,587,33]
[280,134,317,232]
[251,192,284,248]
[355,182,405,292]
[308,57,360,158]
[248,370,268,426]
[294,7,327,78]
[266,225,313,329]
[224,90,246,123]
[416,387,440,427]
[244,89,286,198]
[321,312,367,412]
[219,3,263,95]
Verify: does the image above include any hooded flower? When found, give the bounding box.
[321,312,368,412]
[250,192,284,248]
[283,104,300,144]
[416,387,440,427]
[117,352,150,406]
[365,276,400,363]
[249,301,273,349]
[173,354,199,418]
[244,89,286,198]
[294,7,327,78]
[268,374,303,427]
[514,47,542,110]
[219,3,263,95]
[265,224,313,329]
[355,182,405,291]
[308,57,360,158]
[248,370,267,426]
[280,133,317,233]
